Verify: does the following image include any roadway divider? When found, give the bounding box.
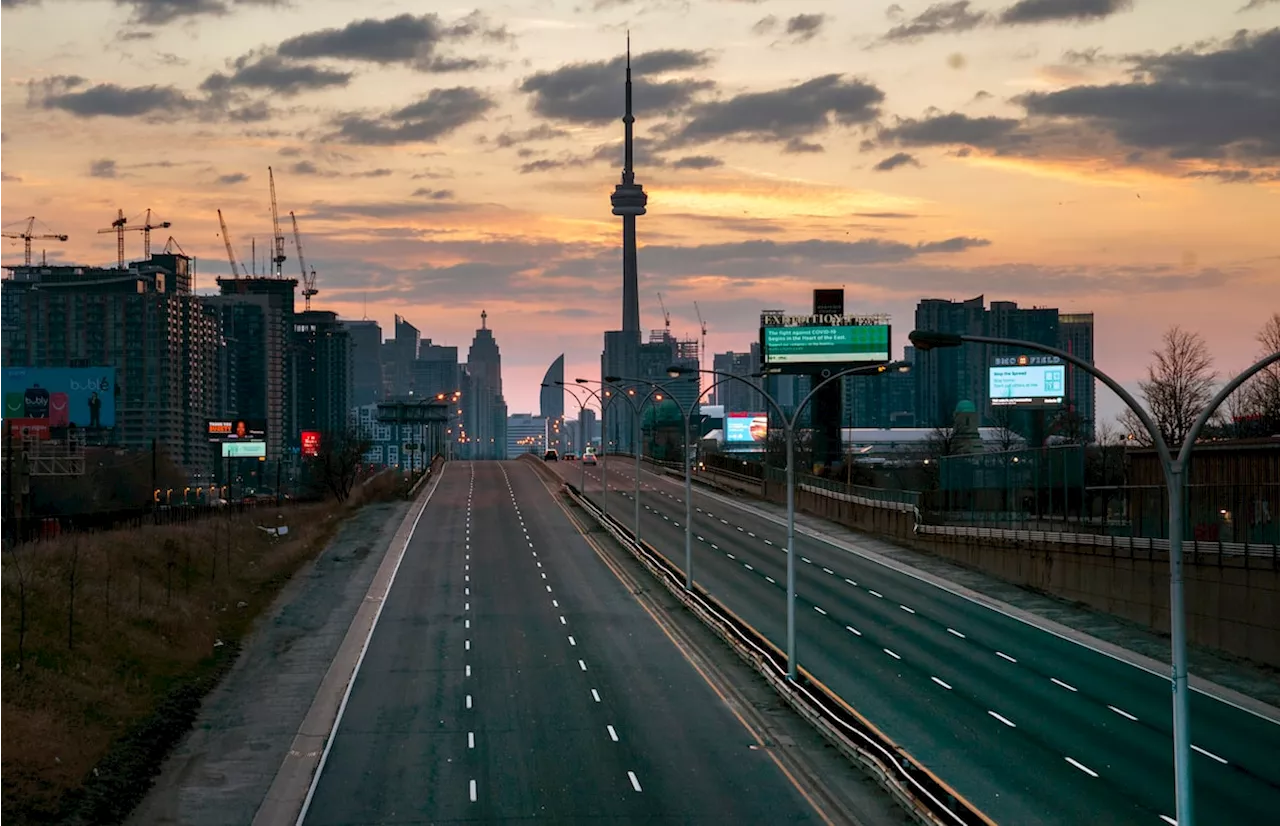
[519,454,990,826]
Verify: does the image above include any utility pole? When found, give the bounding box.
[150,438,158,509]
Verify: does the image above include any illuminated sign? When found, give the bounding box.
[725,413,768,444]
[221,440,266,458]
[2,366,116,428]
[301,430,321,457]
[762,325,891,365]
[989,364,1066,408]
[208,418,267,442]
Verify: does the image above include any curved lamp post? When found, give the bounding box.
[544,382,593,494]
[909,328,1280,826]
[669,361,910,680]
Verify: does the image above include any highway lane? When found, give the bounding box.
[565,459,1280,826]
[303,460,827,824]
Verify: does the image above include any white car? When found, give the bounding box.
[582,452,598,465]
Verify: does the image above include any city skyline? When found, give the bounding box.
[3,1,1278,421]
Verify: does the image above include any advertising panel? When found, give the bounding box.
[989,364,1066,407]
[725,413,768,444]
[1,366,116,428]
[7,418,51,440]
[301,430,321,457]
[762,324,891,366]
[222,441,266,458]
[207,418,268,442]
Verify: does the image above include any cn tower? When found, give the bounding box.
[610,33,647,335]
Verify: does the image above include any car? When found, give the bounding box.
[563,452,577,461]
[543,449,559,461]
[582,452,598,465]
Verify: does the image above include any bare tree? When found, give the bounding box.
[1051,407,1090,444]
[307,427,373,503]
[925,426,957,459]
[1120,326,1216,447]
[1250,312,1280,431]
[987,405,1021,452]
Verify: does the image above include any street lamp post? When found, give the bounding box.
[581,379,667,546]
[909,329,1280,826]
[669,361,910,679]
[547,382,594,495]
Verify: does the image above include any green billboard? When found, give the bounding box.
[762,325,890,366]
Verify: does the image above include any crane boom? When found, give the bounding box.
[657,292,670,330]
[267,166,286,278]
[217,209,245,277]
[96,209,129,269]
[694,301,707,375]
[290,211,319,310]
[3,216,67,266]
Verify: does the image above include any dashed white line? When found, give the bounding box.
[469,779,477,802]
[844,578,857,586]
[552,599,559,608]
[465,694,472,709]
[541,572,547,580]
[607,725,619,742]
[568,636,577,646]
[821,567,834,575]
[900,605,916,614]
[801,557,812,564]
[765,539,774,545]
[465,640,471,651]
[814,606,828,615]
[546,585,552,593]
[869,590,883,599]
[465,664,471,677]
[1064,757,1098,777]
[468,732,475,749]
[628,771,642,792]
[845,625,862,636]
[465,619,470,629]
[1160,815,1178,825]
[465,602,470,611]
[697,535,705,542]
[465,587,470,596]
[1051,677,1078,692]
[726,553,736,560]
[560,616,567,625]
[932,676,953,690]
[996,651,1018,663]
[988,711,1016,728]
[765,576,776,584]
[736,526,744,532]
[947,628,966,639]
[591,689,601,703]
[1192,744,1228,764]
[748,531,756,538]
[1108,705,1138,721]
[744,563,754,571]
[578,659,588,671]
[720,519,729,524]
[884,648,901,660]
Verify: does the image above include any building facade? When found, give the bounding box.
[294,310,352,437]
[464,311,507,459]
[342,319,382,408]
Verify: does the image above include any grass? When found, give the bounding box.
[1,469,408,826]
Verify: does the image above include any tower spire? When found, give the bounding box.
[481,309,487,330]
[611,33,647,336]
[623,29,635,186]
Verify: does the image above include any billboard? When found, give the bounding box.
[301,430,321,457]
[222,440,266,458]
[762,325,891,367]
[2,367,116,428]
[207,418,267,442]
[725,413,768,444]
[989,364,1066,408]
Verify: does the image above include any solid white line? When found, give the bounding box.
[1192,744,1228,764]
[900,605,916,614]
[869,590,883,599]
[814,606,827,615]
[932,676,953,690]
[568,636,576,646]
[947,628,965,639]
[1064,756,1098,777]
[292,464,445,826]
[884,648,901,660]
[988,711,1016,728]
[1160,815,1178,825]
[607,725,619,742]
[578,659,587,671]
[592,688,601,702]
[996,651,1017,663]
[628,771,642,792]
[469,779,477,802]
[468,732,474,749]
[846,625,862,636]
[1051,677,1078,692]
[465,694,472,709]
[1108,705,1138,721]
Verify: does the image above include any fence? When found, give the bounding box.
[4,499,301,545]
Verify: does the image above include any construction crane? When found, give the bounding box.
[694,301,707,375]
[657,292,670,331]
[95,208,171,268]
[217,209,247,277]
[134,209,172,259]
[290,211,318,310]
[267,166,287,278]
[97,209,129,268]
[2,216,67,266]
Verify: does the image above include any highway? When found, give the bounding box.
[561,458,1280,826]
[302,460,831,825]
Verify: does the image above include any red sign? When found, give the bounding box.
[301,430,321,457]
[8,418,50,440]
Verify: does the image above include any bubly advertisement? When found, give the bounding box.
[2,367,116,428]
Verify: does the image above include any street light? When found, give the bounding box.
[548,381,594,495]
[585,377,665,547]
[670,361,910,679]
[909,328,1280,826]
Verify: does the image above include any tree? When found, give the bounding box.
[987,405,1021,452]
[306,427,373,502]
[925,426,957,460]
[1120,326,1216,447]
[1224,313,1280,437]
[1050,407,1091,445]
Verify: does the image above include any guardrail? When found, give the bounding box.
[916,523,1280,560]
[528,455,989,826]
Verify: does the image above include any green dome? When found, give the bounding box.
[954,400,977,414]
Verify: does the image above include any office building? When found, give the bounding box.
[844,345,917,428]
[294,310,352,436]
[381,314,419,397]
[464,310,507,459]
[342,319,382,407]
[415,339,461,401]
[711,348,762,412]
[507,413,548,457]
[1058,313,1096,438]
[540,354,566,451]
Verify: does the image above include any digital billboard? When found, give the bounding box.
[222,440,266,458]
[989,364,1066,408]
[725,413,768,444]
[301,430,321,457]
[2,367,116,428]
[762,325,890,367]
[207,419,267,442]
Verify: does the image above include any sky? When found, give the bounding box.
[2,0,1278,424]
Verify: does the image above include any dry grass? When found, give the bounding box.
[1,469,408,825]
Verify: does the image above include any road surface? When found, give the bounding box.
[303,460,832,824]
[562,458,1280,826]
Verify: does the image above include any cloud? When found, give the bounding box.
[110,0,286,26]
[216,172,249,184]
[88,158,119,178]
[999,0,1132,25]
[853,211,918,218]
[412,188,455,199]
[329,87,496,145]
[783,138,824,153]
[493,124,570,148]
[201,55,351,96]
[1240,0,1278,10]
[874,151,921,171]
[1183,169,1280,183]
[752,15,777,35]
[36,81,195,118]
[276,12,506,72]
[784,13,827,43]
[879,112,1023,149]
[882,1,988,42]
[519,49,714,125]
[666,74,883,147]
[671,155,724,169]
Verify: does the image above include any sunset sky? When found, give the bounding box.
[3,0,1278,421]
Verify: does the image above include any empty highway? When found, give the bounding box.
[561,458,1280,826]
[302,460,833,825]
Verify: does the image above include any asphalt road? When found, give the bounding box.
[303,460,827,825]
[563,458,1280,826]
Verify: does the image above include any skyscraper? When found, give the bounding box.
[342,319,382,408]
[540,354,565,451]
[464,310,507,459]
[294,310,352,437]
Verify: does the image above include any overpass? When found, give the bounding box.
[555,457,1280,825]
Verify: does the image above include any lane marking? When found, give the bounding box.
[469,779,477,802]
[846,625,862,636]
[1161,816,1178,825]
[465,619,470,629]
[900,605,916,614]
[465,665,471,677]
[465,640,471,651]
[869,590,883,599]
[465,694,472,709]
[1064,757,1098,778]
[765,539,773,545]
[726,553,736,560]
[766,576,776,584]
[465,602,469,611]
[947,628,966,639]
[748,531,756,538]
[468,732,474,749]
[822,567,835,575]
[552,599,559,607]
[578,659,588,671]
[801,557,812,564]
[546,585,552,593]
[1108,705,1138,721]
[568,636,577,646]
[607,725,619,742]
[996,651,1017,663]
[697,535,705,542]
[560,616,567,625]
[844,578,857,586]
[744,563,754,571]
[1051,677,1078,692]
[813,606,827,615]
[1192,744,1228,764]
[884,648,901,660]
[988,711,1016,728]
[592,689,601,703]
[932,676,953,690]
[628,771,642,792]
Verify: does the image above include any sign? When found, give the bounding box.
[760,312,888,328]
[301,430,321,457]
[992,354,1062,367]
[208,418,267,442]
[2,366,116,428]
[989,364,1066,408]
[813,288,844,316]
[725,413,768,444]
[762,325,891,366]
[222,440,266,458]
[8,418,51,440]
